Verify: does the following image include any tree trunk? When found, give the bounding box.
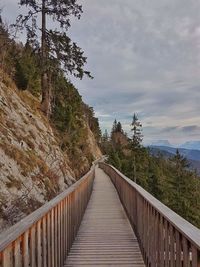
[40,0,51,117]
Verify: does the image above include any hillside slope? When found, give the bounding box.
[0,75,101,231]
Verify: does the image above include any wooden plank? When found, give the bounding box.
[65,167,145,266]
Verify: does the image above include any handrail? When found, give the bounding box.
[99,162,200,267]
[0,164,96,267]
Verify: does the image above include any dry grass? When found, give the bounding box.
[22,135,35,150]
[0,125,8,136]
[5,120,15,130]
[17,89,40,113]
[0,142,48,176]
[28,130,37,140]
[0,69,17,90]
[6,176,22,190]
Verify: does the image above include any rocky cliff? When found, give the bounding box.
[0,73,101,232]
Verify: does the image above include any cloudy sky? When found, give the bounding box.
[1,0,200,145]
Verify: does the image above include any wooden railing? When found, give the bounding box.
[99,162,200,267]
[0,166,95,267]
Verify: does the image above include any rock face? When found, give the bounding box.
[0,77,101,232]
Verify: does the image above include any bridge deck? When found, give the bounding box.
[64,167,145,266]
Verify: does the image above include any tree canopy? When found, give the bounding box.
[15,0,92,116]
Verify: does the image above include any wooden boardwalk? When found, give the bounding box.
[64,167,145,266]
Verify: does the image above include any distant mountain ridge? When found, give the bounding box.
[150,146,200,161]
[179,141,200,150]
[149,145,200,174]
[150,140,200,151]
[151,140,173,147]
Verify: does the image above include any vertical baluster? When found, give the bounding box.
[175,230,181,267]
[182,236,189,267]
[61,200,64,265]
[30,225,36,267]
[14,238,21,267]
[71,193,75,242]
[148,206,153,267]
[54,206,58,267]
[65,197,69,255]
[155,211,159,266]
[51,209,55,267]
[66,196,69,254]
[170,225,175,267]
[144,203,148,266]
[57,204,61,267]
[2,245,13,267]
[160,216,164,267]
[22,230,29,267]
[152,209,156,267]
[37,220,42,267]
[69,195,72,249]
[146,203,150,266]
[192,245,200,267]
[42,216,47,267]
[47,212,51,267]
[65,198,68,256]
[164,220,169,267]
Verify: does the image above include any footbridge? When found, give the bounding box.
[0,162,200,266]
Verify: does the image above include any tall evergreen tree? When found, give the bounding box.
[102,129,109,142]
[131,113,143,148]
[111,119,117,135]
[169,149,191,215]
[116,121,123,133]
[15,0,92,116]
[130,113,143,182]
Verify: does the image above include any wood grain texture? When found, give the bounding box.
[99,162,200,267]
[64,167,145,267]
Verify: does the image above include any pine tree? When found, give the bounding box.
[130,113,143,182]
[169,150,193,218]
[102,129,109,142]
[116,121,123,133]
[111,119,117,134]
[131,113,143,148]
[15,0,92,116]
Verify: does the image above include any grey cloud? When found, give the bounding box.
[2,0,200,144]
[181,125,200,132]
[160,126,179,133]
